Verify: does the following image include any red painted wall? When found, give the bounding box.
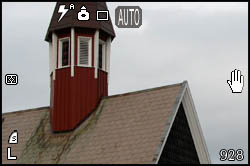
[50,28,108,132]
[50,67,108,132]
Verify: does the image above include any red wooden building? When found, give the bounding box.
[45,2,115,132]
[2,2,211,164]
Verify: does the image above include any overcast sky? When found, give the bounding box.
[2,2,248,164]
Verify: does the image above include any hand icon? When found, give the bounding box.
[227,69,244,93]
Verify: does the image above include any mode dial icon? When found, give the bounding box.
[78,6,90,21]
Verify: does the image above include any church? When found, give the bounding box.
[2,2,210,164]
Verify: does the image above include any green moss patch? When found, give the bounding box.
[17,100,106,164]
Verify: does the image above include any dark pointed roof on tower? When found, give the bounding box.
[45,2,116,42]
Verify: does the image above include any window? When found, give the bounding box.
[59,38,70,68]
[98,40,106,70]
[78,37,92,66]
[62,41,69,66]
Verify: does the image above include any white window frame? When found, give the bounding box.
[99,39,106,71]
[78,36,92,67]
[58,37,70,68]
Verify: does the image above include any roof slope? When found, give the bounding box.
[2,82,184,164]
[45,2,115,42]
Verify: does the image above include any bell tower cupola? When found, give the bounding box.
[45,2,115,132]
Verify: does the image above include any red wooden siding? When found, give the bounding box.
[50,67,108,132]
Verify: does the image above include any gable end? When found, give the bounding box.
[158,103,200,164]
[155,81,211,164]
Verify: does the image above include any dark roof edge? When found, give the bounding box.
[153,80,188,163]
[2,106,50,116]
[45,3,57,42]
[104,81,187,100]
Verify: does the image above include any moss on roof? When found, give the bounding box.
[17,100,106,164]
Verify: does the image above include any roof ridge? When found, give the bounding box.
[2,81,189,116]
[2,106,50,116]
[105,81,187,99]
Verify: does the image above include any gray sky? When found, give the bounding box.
[2,2,248,164]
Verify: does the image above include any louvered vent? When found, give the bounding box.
[79,38,89,65]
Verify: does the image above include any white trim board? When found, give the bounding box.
[154,81,211,164]
[94,30,99,79]
[49,42,53,76]
[71,28,75,77]
[106,37,111,83]
[52,33,57,80]
[182,83,211,164]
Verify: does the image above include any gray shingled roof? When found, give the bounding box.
[2,82,185,164]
